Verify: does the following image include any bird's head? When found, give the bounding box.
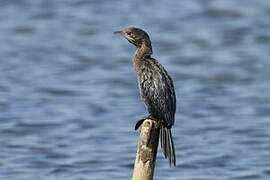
[114,27,151,48]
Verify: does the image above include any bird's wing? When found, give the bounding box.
[138,59,176,127]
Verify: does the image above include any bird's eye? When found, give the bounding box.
[126,32,132,36]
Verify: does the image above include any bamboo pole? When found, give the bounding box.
[132,119,160,180]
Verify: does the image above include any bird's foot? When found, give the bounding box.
[135,115,157,130]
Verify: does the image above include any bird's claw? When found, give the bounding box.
[135,119,145,130]
[135,116,157,130]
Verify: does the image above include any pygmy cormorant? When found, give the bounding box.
[114,27,177,166]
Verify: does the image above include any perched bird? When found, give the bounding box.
[114,27,176,166]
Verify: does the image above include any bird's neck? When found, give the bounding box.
[134,39,152,59]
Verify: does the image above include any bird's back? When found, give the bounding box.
[134,57,176,128]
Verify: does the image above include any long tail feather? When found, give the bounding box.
[169,129,176,165]
[160,125,176,166]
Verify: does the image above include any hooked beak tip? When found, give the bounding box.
[113,31,123,35]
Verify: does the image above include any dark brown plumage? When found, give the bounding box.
[114,27,176,166]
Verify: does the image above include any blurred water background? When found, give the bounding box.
[1,0,270,179]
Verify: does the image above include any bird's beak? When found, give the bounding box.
[113,31,123,36]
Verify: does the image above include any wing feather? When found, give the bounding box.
[137,58,176,127]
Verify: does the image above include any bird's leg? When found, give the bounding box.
[135,115,157,130]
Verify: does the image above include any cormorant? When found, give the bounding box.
[114,27,176,166]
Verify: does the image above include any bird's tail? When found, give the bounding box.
[160,125,176,166]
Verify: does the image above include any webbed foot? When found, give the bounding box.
[134,115,157,130]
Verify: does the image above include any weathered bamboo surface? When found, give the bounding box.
[132,119,160,180]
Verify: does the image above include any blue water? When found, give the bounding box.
[1,0,270,179]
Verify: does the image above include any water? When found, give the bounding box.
[0,0,270,179]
